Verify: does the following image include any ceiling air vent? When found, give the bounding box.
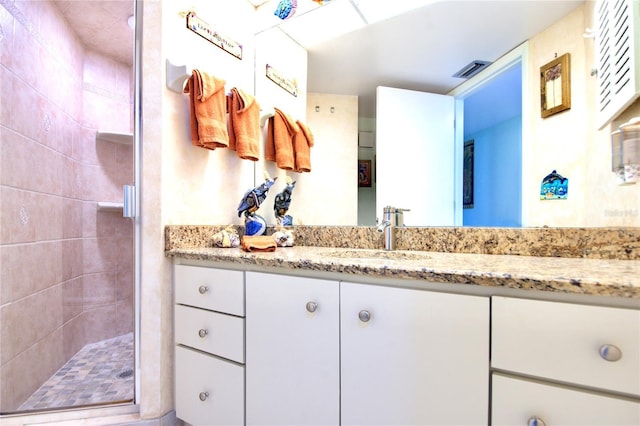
[452,60,492,79]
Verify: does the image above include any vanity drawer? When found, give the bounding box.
[492,373,640,426]
[175,346,244,426]
[175,265,244,316]
[175,304,245,363]
[492,297,640,396]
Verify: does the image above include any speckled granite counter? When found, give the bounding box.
[166,226,640,300]
[166,225,640,259]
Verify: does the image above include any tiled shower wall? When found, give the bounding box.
[0,0,133,412]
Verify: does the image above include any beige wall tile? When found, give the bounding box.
[82,305,117,344]
[61,239,83,281]
[115,299,134,336]
[9,75,40,141]
[63,314,86,361]
[0,66,12,126]
[83,272,116,310]
[1,186,37,244]
[63,276,83,323]
[0,327,65,411]
[0,6,15,69]
[0,285,63,365]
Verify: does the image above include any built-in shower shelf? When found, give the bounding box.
[96,131,133,145]
[97,202,124,212]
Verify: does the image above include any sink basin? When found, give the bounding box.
[321,249,431,262]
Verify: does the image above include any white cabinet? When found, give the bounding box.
[245,274,490,426]
[174,263,640,426]
[245,272,340,425]
[340,282,489,426]
[174,265,245,426]
[492,373,640,426]
[492,297,640,425]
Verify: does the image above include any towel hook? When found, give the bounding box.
[260,108,275,128]
[166,59,192,93]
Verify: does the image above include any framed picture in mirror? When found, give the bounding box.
[463,140,474,209]
[540,53,571,118]
[358,159,372,187]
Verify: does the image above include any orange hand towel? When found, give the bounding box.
[183,70,228,149]
[184,74,204,148]
[227,88,260,161]
[294,120,314,172]
[266,107,298,170]
[240,235,277,252]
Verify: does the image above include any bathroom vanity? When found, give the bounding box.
[167,227,640,426]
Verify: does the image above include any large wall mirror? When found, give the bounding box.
[254,0,640,228]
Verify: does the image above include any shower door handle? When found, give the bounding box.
[123,185,137,218]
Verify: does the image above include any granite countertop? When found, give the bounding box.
[166,245,640,300]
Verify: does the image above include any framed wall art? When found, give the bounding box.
[540,53,571,118]
[463,140,474,209]
[358,159,372,187]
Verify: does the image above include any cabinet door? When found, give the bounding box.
[341,282,489,426]
[246,272,340,425]
[492,373,640,425]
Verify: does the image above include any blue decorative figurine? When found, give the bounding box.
[274,0,297,20]
[237,172,277,236]
[274,176,296,226]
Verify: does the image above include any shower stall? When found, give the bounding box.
[0,0,136,414]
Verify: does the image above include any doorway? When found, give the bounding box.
[462,63,522,226]
[451,45,526,227]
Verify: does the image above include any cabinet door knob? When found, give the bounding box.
[358,310,371,322]
[599,344,622,362]
[527,416,545,426]
[198,329,208,338]
[199,391,209,401]
[198,285,209,294]
[306,301,318,313]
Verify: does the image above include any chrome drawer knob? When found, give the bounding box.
[527,416,545,426]
[358,310,371,322]
[306,301,318,313]
[198,285,209,294]
[599,344,622,362]
[198,329,208,338]
[199,391,209,401]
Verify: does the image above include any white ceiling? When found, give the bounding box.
[51,0,584,118]
[52,0,134,65]
[301,0,584,117]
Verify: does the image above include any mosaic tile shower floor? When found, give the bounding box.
[19,333,134,411]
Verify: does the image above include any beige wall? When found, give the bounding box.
[525,2,640,227]
[0,0,134,412]
[304,93,359,225]
[140,0,261,417]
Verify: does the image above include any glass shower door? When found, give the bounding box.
[0,0,136,414]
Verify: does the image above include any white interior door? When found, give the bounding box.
[376,86,456,225]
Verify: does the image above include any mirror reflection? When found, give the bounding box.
[262,0,639,228]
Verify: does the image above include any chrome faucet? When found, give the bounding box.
[377,206,410,251]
